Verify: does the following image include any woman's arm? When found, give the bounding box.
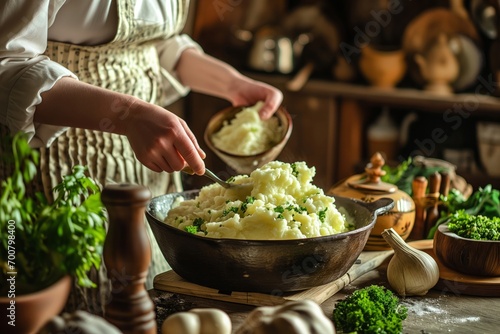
[0,0,77,147]
[34,77,206,174]
[175,48,283,120]
[1,0,205,175]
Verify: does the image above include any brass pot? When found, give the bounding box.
[329,153,415,250]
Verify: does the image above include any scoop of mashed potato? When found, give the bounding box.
[211,101,282,155]
[163,161,352,240]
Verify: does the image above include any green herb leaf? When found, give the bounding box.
[333,285,407,334]
[0,133,106,293]
[447,211,500,240]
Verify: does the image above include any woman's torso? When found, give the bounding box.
[24,0,189,314]
[37,0,189,199]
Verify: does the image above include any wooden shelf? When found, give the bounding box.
[247,72,500,117]
[187,0,500,191]
[241,72,500,189]
[184,72,499,191]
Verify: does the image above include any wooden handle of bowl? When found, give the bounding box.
[102,184,156,334]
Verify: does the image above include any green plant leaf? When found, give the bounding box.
[0,134,106,294]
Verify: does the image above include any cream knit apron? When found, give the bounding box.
[2,0,190,315]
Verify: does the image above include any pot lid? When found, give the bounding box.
[347,153,397,193]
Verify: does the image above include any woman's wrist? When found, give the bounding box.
[225,73,253,105]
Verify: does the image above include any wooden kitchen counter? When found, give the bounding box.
[151,259,500,334]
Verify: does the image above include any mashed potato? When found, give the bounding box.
[211,101,282,155]
[163,161,352,240]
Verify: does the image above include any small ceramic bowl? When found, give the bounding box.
[434,224,500,277]
[359,45,407,89]
[204,105,293,174]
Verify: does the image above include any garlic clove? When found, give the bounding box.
[382,228,440,297]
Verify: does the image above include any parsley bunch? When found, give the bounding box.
[447,211,500,241]
[333,285,408,334]
[427,184,500,239]
[0,133,106,294]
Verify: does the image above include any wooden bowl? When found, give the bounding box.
[146,191,393,293]
[434,224,500,277]
[204,105,292,174]
[358,45,407,88]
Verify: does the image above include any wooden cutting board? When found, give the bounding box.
[153,249,394,307]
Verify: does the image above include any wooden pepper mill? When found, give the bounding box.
[424,172,442,236]
[409,176,428,240]
[439,171,451,200]
[102,184,156,334]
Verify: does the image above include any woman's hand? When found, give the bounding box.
[176,49,283,119]
[124,99,206,174]
[227,75,283,119]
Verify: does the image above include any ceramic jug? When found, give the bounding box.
[329,153,415,250]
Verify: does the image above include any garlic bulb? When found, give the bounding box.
[161,308,232,334]
[381,228,439,297]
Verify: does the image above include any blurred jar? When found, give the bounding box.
[367,107,400,161]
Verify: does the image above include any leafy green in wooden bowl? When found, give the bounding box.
[447,211,500,241]
[427,184,500,239]
[433,211,500,276]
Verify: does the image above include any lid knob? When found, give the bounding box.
[365,152,386,183]
[348,152,397,193]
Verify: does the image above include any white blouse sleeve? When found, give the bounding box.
[0,0,76,148]
[156,34,204,107]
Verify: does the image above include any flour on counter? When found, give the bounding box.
[402,296,481,329]
[442,316,481,325]
[402,298,447,317]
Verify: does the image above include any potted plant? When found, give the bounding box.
[0,133,107,334]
